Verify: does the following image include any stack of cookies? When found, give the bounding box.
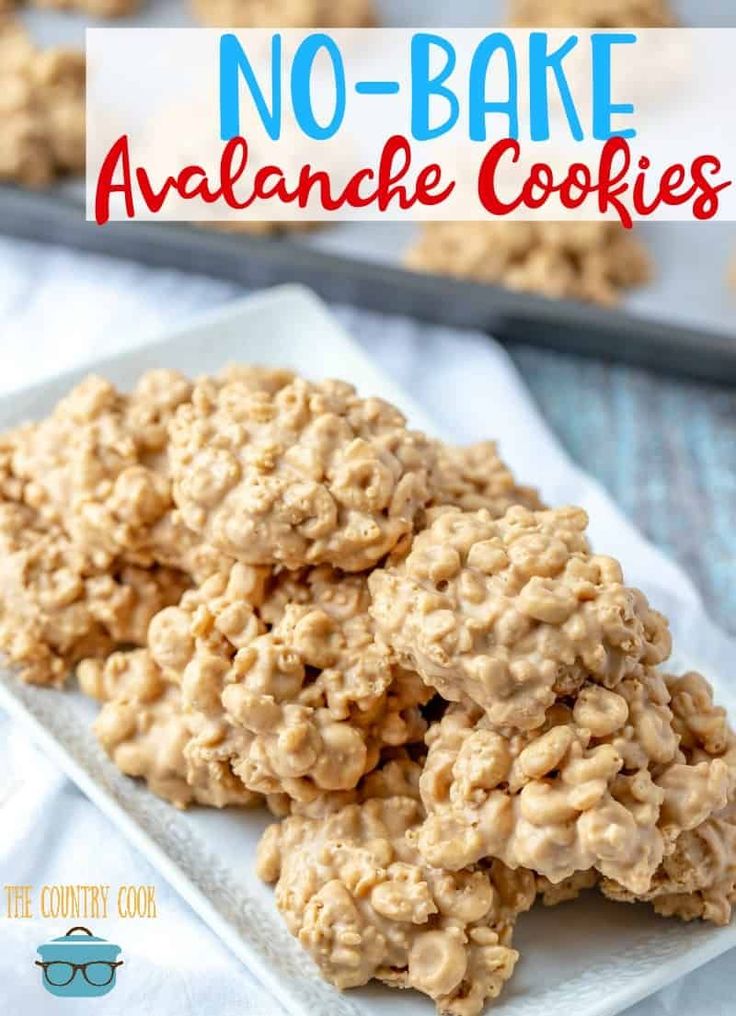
[1,362,733,1015]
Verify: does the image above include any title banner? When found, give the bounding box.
[86,28,736,225]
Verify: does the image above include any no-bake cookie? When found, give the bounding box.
[601,671,736,924]
[169,374,436,571]
[146,564,429,806]
[0,18,85,187]
[191,0,374,29]
[406,222,652,307]
[9,368,248,583]
[369,505,670,730]
[415,671,729,896]
[508,0,677,28]
[0,501,187,686]
[2,360,734,1014]
[257,795,536,1016]
[90,647,260,808]
[430,441,544,517]
[12,371,192,567]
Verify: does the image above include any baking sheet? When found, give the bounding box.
[2,0,735,372]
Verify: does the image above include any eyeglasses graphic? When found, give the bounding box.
[35,960,124,988]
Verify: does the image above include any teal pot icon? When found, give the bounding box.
[35,926,123,997]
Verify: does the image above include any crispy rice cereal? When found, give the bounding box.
[430,441,544,517]
[0,19,85,187]
[601,672,736,924]
[191,0,374,29]
[169,374,435,571]
[0,501,187,687]
[416,671,730,895]
[91,648,259,809]
[369,505,670,730]
[508,0,676,28]
[257,796,535,1016]
[405,222,652,307]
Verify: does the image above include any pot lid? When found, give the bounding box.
[44,926,112,945]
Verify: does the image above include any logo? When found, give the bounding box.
[35,926,123,998]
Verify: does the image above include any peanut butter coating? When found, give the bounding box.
[169,375,435,571]
[0,501,187,687]
[369,505,671,730]
[406,222,652,307]
[429,441,544,517]
[91,648,259,809]
[0,359,733,1014]
[416,670,729,895]
[508,0,676,28]
[0,19,85,187]
[179,564,431,805]
[190,0,375,28]
[601,672,736,925]
[12,371,193,567]
[257,795,535,1016]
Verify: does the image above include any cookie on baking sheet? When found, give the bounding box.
[0,18,85,187]
[191,0,375,28]
[406,221,652,307]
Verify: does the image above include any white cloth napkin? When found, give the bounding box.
[0,237,733,1016]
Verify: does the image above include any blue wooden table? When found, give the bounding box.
[511,345,736,636]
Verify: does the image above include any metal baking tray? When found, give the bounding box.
[2,0,736,383]
[3,186,736,383]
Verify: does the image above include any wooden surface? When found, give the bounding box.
[511,345,736,637]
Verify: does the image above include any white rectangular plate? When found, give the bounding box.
[0,285,734,1016]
